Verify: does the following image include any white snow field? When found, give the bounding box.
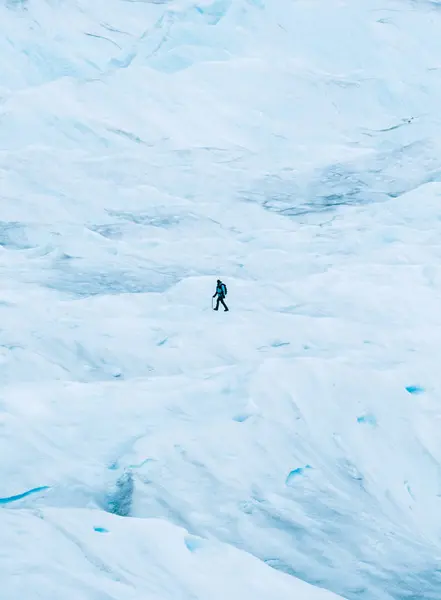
[2,0,441,599]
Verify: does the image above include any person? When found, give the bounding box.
[213,279,229,311]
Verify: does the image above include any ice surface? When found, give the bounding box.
[1,1,441,599]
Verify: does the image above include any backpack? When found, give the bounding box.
[221,283,227,296]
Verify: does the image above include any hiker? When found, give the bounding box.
[213,279,229,311]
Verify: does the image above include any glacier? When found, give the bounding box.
[2,0,441,599]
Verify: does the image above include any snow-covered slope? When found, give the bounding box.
[2,1,441,599]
